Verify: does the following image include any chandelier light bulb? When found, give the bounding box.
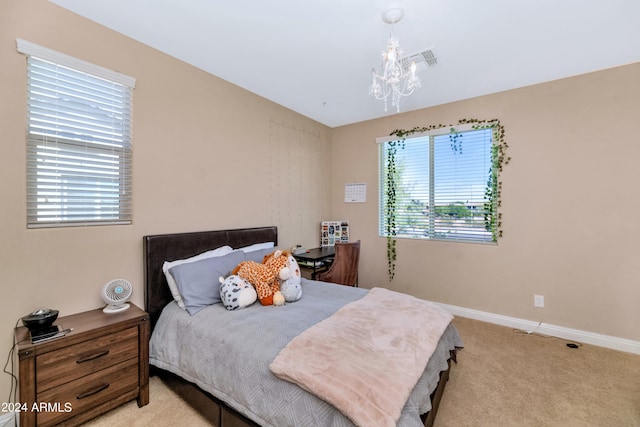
[387,48,396,62]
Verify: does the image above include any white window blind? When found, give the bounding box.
[17,40,135,228]
[379,127,496,243]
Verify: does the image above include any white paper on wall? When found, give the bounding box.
[344,183,366,203]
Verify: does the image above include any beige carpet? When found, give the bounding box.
[435,317,640,427]
[81,377,210,427]
[84,317,640,427]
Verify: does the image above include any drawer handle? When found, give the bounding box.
[76,349,110,363]
[76,383,110,400]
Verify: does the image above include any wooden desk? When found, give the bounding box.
[293,247,335,279]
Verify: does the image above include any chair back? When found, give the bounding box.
[317,240,360,286]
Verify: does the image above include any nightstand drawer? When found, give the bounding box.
[36,326,138,391]
[36,357,138,427]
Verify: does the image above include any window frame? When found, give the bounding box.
[377,123,500,245]
[17,39,135,228]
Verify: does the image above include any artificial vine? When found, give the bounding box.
[384,118,511,281]
[384,139,404,281]
[449,128,463,154]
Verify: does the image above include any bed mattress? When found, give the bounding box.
[149,279,462,427]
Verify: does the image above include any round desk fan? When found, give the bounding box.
[102,279,133,313]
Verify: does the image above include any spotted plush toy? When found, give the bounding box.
[263,250,291,281]
[219,275,257,310]
[232,250,290,306]
[232,261,278,305]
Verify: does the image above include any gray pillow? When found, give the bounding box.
[169,250,245,316]
[243,247,274,263]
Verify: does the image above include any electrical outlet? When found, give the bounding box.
[534,294,544,308]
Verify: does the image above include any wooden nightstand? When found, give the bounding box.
[15,304,149,427]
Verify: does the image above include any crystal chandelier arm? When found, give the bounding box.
[370,73,391,100]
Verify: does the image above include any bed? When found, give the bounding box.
[144,226,462,427]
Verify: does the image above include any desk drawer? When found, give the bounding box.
[36,358,138,427]
[36,327,138,391]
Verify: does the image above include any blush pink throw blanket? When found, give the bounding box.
[269,287,453,427]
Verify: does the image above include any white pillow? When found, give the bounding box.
[236,242,274,253]
[162,245,234,310]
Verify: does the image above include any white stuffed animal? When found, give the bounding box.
[219,275,257,310]
[279,253,302,302]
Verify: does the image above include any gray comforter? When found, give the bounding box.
[149,279,462,427]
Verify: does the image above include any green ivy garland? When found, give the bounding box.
[384,139,404,281]
[384,118,511,281]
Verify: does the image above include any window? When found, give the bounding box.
[379,125,498,243]
[17,39,135,228]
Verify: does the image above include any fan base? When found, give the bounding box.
[103,303,130,314]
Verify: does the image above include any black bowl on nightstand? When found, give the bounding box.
[22,308,59,332]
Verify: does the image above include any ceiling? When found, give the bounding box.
[49,0,640,128]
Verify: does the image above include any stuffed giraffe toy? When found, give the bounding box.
[232,250,290,306]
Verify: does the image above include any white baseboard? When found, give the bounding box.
[0,412,15,427]
[437,302,640,355]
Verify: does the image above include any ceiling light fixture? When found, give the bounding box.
[369,7,421,113]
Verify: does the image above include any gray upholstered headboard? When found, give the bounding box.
[143,226,278,331]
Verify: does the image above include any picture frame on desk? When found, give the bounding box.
[320,221,349,247]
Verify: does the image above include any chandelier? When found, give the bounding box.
[369,8,421,112]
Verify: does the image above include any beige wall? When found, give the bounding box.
[330,61,640,343]
[1,0,331,399]
[2,0,639,405]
